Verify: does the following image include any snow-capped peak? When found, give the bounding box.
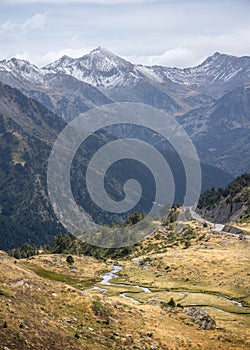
[0,57,36,72]
[44,55,74,71]
[0,49,249,92]
[43,47,140,88]
[0,58,45,83]
[46,47,132,72]
[90,46,115,56]
[147,52,250,86]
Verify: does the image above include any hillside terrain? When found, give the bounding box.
[0,81,234,250]
[198,173,250,224]
[0,82,67,249]
[0,219,249,350]
[179,87,250,175]
[0,49,249,349]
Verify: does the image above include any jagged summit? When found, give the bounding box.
[0,57,39,71]
[199,51,239,66]
[44,46,138,88]
[89,46,116,56]
[1,48,247,90]
[0,57,44,83]
[144,51,250,86]
[45,47,130,71]
[0,48,249,94]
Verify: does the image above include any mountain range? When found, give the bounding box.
[1,48,249,118]
[0,47,249,176]
[0,48,249,249]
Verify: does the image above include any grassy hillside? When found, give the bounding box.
[0,219,249,350]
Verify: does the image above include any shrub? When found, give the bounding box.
[167,297,176,307]
[92,300,109,318]
[74,332,81,339]
[66,255,74,265]
[184,241,191,249]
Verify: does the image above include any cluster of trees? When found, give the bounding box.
[48,234,135,261]
[124,212,145,226]
[8,242,39,259]
[7,212,146,261]
[198,173,250,210]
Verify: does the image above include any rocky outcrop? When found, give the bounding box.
[186,307,216,330]
[198,202,247,224]
[197,174,250,224]
[223,225,247,236]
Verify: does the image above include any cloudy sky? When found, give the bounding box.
[0,0,249,68]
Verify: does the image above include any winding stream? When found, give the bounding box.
[98,264,151,303]
[97,265,249,313]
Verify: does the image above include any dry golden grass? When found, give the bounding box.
[0,222,249,349]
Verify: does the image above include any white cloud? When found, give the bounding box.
[126,47,199,68]
[13,47,92,67]
[0,20,16,32]
[22,13,46,30]
[0,13,46,33]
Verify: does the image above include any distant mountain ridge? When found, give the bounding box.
[1,48,249,118]
[1,48,249,89]
[143,52,250,91]
[0,48,249,177]
[52,48,250,95]
[2,48,246,89]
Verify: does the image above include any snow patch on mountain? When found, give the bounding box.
[0,48,249,96]
[44,47,145,89]
[0,58,45,84]
[149,52,250,86]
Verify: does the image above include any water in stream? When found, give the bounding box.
[97,265,248,312]
[99,264,151,303]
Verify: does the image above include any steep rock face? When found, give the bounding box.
[198,202,247,224]
[24,73,113,122]
[45,47,142,88]
[223,224,248,235]
[45,47,183,115]
[0,58,45,86]
[197,174,250,224]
